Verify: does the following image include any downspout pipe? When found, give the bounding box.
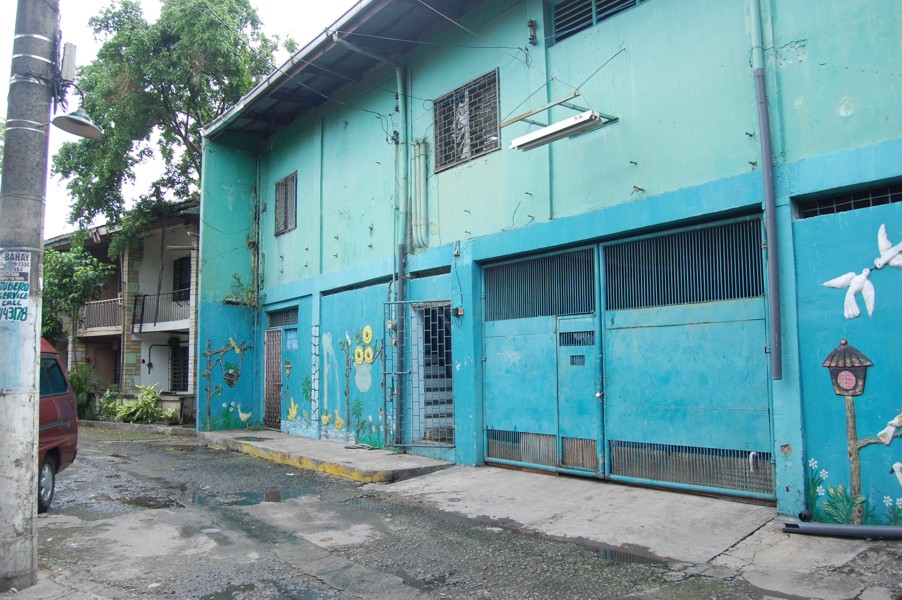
[750,0,782,380]
[395,65,409,448]
[783,522,902,541]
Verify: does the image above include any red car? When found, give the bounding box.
[38,338,78,512]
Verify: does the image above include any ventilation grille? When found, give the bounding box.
[486,430,557,467]
[485,249,595,321]
[796,183,902,219]
[434,70,499,173]
[560,331,595,346]
[268,307,298,327]
[609,440,774,495]
[487,429,597,471]
[553,0,640,43]
[605,220,763,311]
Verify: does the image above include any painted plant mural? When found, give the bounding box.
[280,323,390,448]
[202,337,256,430]
[808,223,902,525]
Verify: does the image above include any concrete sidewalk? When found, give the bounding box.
[197,429,899,600]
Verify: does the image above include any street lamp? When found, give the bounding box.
[52,83,103,139]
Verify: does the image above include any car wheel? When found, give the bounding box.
[38,454,56,513]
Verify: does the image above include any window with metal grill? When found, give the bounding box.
[172,256,190,302]
[604,220,764,311]
[268,307,298,327]
[170,345,189,392]
[485,249,595,321]
[552,0,645,43]
[275,172,297,235]
[433,70,499,173]
[796,183,902,219]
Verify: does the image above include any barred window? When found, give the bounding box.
[434,70,499,173]
[268,307,298,327]
[275,172,297,235]
[172,256,190,302]
[552,0,647,43]
[795,183,902,219]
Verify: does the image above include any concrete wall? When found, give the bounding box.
[198,0,902,516]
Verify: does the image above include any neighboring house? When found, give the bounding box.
[198,0,902,520]
[45,201,199,422]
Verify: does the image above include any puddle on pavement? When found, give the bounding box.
[122,495,183,509]
[234,436,271,442]
[597,544,667,565]
[193,488,307,507]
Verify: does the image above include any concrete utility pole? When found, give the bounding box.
[0,0,59,591]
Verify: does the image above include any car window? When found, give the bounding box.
[40,357,68,396]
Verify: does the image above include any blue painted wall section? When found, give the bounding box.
[197,0,902,516]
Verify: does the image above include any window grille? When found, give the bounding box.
[560,331,595,346]
[268,307,298,327]
[604,220,763,311]
[552,0,646,43]
[434,70,499,173]
[172,256,190,302]
[485,249,595,321]
[170,345,189,392]
[796,183,902,219]
[275,172,297,235]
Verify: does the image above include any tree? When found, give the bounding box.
[51,0,277,255]
[42,243,117,346]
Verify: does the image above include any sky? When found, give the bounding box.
[0,0,359,239]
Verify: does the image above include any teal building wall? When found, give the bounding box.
[198,0,902,516]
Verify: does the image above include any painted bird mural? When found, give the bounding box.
[891,462,902,489]
[875,224,902,269]
[237,404,252,426]
[877,412,902,445]
[823,268,874,319]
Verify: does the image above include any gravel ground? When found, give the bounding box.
[29,428,902,600]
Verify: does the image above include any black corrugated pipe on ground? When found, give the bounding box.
[750,0,782,380]
[783,522,902,540]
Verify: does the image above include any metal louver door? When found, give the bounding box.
[557,315,601,473]
[264,328,282,429]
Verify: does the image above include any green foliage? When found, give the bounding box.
[820,485,866,524]
[161,407,181,425]
[42,245,116,343]
[116,383,163,423]
[98,387,123,421]
[51,0,279,247]
[68,364,104,419]
[223,273,261,308]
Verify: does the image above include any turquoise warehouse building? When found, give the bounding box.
[198,0,902,521]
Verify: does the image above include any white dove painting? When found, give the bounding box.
[823,268,874,319]
[874,224,902,269]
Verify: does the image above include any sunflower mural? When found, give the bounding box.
[329,324,386,447]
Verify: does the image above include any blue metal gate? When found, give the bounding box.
[483,249,602,474]
[601,219,775,499]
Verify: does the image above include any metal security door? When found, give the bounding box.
[264,328,282,429]
[601,219,774,499]
[557,316,601,472]
[483,248,601,475]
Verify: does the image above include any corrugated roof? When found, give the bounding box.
[204,0,484,141]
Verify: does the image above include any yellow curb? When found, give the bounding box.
[209,440,394,483]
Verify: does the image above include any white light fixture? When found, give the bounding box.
[509,110,608,151]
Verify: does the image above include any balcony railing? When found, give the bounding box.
[133,289,191,332]
[79,297,121,330]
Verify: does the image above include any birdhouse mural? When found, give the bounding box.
[802,220,902,526]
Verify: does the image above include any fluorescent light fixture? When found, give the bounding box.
[509,110,607,151]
